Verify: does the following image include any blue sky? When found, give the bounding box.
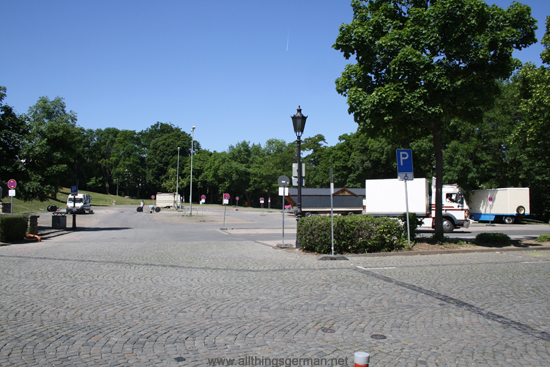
[1,0,548,152]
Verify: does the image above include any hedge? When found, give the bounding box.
[298,215,407,254]
[0,215,29,242]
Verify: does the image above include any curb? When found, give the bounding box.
[346,245,550,257]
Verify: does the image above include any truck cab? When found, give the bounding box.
[430,183,470,232]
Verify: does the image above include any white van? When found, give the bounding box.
[66,194,92,214]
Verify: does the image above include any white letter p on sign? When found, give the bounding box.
[400,151,409,166]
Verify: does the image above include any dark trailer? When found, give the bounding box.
[285,187,364,217]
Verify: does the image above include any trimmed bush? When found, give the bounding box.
[299,215,407,254]
[535,234,550,242]
[474,232,511,246]
[398,212,423,242]
[0,215,29,242]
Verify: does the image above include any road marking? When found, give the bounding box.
[356,265,396,270]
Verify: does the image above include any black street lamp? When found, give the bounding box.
[291,106,307,249]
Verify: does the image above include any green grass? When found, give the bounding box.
[5,188,270,215]
[535,234,550,242]
[6,188,156,215]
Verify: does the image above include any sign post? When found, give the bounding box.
[278,175,290,247]
[7,180,16,214]
[488,196,494,226]
[330,168,334,256]
[260,197,265,216]
[222,193,230,230]
[201,195,206,218]
[396,149,414,247]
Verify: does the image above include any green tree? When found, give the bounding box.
[18,96,80,201]
[511,21,550,219]
[0,86,28,192]
[333,0,536,237]
[86,127,120,194]
[111,130,144,197]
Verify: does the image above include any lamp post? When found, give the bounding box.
[176,146,180,210]
[190,126,195,216]
[291,106,307,249]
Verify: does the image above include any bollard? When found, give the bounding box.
[354,352,370,367]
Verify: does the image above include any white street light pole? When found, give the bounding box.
[190,126,195,216]
[176,147,180,210]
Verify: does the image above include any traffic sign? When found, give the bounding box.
[260,197,264,204]
[236,196,240,201]
[151,195,155,199]
[278,175,290,186]
[488,196,493,206]
[201,195,206,200]
[71,185,78,195]
[7,179,16,189]
[396,149,414,181]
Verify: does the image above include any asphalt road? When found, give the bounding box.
[36,206,550,245]
[0,207,548,366]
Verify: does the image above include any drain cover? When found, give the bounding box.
[321,328,335,333]
[371,334,387,340]
[174,357,186,362]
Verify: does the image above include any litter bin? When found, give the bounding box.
[52,212,67,229]
[29,215,40,235]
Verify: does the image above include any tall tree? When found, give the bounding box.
[86,127,120,194]
[510,17,550,220]
[333,0,536,238]
[110,130,144,197]
[18,96,80,201]
[0,86,28,192]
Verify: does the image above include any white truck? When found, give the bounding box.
[468,188,530,224]
[66,194,92,214]
[155,192,181,209]
[363,178,470,232]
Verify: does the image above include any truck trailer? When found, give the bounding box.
[285,187,364,217]
[363,178,470,232]
[468,188,530,224]
[156,192,181,209]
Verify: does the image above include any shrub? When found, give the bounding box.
[474,232,511,246]
[299,215,407,254]
[535,234,550,243]
[0,215,29,242]
[398,212,423,242]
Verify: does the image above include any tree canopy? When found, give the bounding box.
[333,0,537,236]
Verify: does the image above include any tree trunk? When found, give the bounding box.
[432,119,444,240]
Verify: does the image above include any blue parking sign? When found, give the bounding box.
[71,185,78,195]
[396,149,413,180]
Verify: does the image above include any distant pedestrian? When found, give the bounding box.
[140,201,145,211]
[149,204,154,213]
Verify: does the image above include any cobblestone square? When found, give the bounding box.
[0,209,549,366]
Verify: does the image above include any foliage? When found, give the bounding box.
[333,0,537,238]
[299,215,407,254]
[474,233,511,246]
[0,86,29,192]
[17,96,81,201]
[398,212,423,242]
[0,215,28,242]
[535,234,550,243]
[110,130,145,197]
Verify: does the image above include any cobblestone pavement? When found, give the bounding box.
[1,211,550,366]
